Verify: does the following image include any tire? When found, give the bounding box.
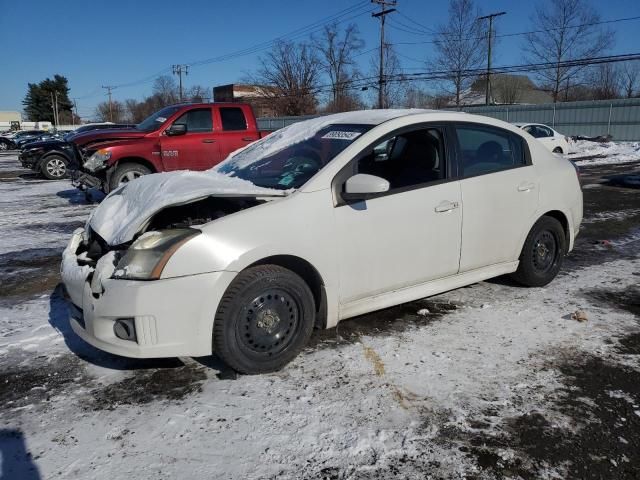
[511,216,566,287]
[0,140,8,151]
[552,147,563,154]
[213,265,315,374]
[40,155,68,180]
[108,163,151,191]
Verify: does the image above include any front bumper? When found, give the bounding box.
[61,230,235,358]
[19,150,39,169]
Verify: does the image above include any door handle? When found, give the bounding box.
[241,137,255,141]
[435,200,459,213]
[202,139,216,144]
[517,182,536,192]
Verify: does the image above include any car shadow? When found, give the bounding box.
[48,284,186,371]
[0,429,41,480]
[56,188,105,205]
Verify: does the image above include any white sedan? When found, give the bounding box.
[61,110,583,374]
[514,123,571,154]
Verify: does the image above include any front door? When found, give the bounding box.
[334,126,462,304]
[160,107,220,171]
[455,124,540,272]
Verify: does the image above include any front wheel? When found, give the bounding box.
[552,147,563,154]
[511,216,566,287]
[213,265,315,374]
[41,155,68,180]
[108,163,151,191]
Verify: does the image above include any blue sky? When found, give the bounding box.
[1,0,638,118]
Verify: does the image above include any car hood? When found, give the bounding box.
[21,139,68,149]
[71,128,145,147]
[88,169,288,246]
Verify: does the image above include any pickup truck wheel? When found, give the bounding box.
[511,216,566,287]
[109,163,151,190]
[553,147,563,154]
[41,155,68,180]
[213,265,315,374]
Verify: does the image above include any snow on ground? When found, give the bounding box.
[0,149,639,479]
[569,140,640,166]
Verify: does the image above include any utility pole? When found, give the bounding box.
[50,92,57,127]
[101,85,115,122]
[73,99,78,126]
[478,11,506,105]
[372,0,396,109]
[54,91,60,127]
[172,64,189,102]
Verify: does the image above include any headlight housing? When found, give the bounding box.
[84,148,111,172]
[112,229,200,280]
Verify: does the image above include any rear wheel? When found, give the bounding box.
[41,155,68,180]
[213,265,315,374]
[108,163,151,191]
[511,216,566,287]
[552,147,563,154]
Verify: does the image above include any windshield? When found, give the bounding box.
[136,106,181,132]
[217,123,372,190]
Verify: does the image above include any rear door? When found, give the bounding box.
[160,107,220,171]
[214,106,260,161]
[455,124,539,272]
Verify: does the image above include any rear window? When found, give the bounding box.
[456,125,525,177]
[220,107,248,131]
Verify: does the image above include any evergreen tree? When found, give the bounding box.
[22,75,74,123]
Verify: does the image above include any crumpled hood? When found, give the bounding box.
[88,170,287,246]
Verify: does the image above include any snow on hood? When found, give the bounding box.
[89,170,285,246]
[217,109,431,171]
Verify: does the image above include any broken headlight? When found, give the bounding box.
[84,148,111,172]
[112,229,200,280]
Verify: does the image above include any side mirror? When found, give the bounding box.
[342,173,390,201]
[166,124,187,136]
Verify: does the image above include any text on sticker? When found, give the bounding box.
[321,131,362,140]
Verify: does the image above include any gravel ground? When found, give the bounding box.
[0,146,639,479]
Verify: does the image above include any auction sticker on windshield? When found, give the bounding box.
[321,131,362,140]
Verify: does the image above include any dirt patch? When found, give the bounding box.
[0,355,87,413]
[15,220,85,234]
[89,363,208,410]
[307,299,459,350]
[441,347,640,479]
[584,285,640,317]
[0,247,62,298]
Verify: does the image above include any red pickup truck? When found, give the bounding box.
[70,103,271,193]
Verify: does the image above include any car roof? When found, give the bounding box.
[316,109,441,126]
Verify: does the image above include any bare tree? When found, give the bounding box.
[315,22,365,112]
[403,86,431,108]
[254,40,321,116]
[153,75,179,105]
[524,0,614,102]
[368,43,404,108]
[431,0,486,107]
[186,85,209,103]
[620,61,640,98]
[590,63,621,100]
[95,100,126,123]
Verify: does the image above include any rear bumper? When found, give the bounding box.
[60,230,234,358]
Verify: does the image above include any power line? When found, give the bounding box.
[388,14,640,45]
